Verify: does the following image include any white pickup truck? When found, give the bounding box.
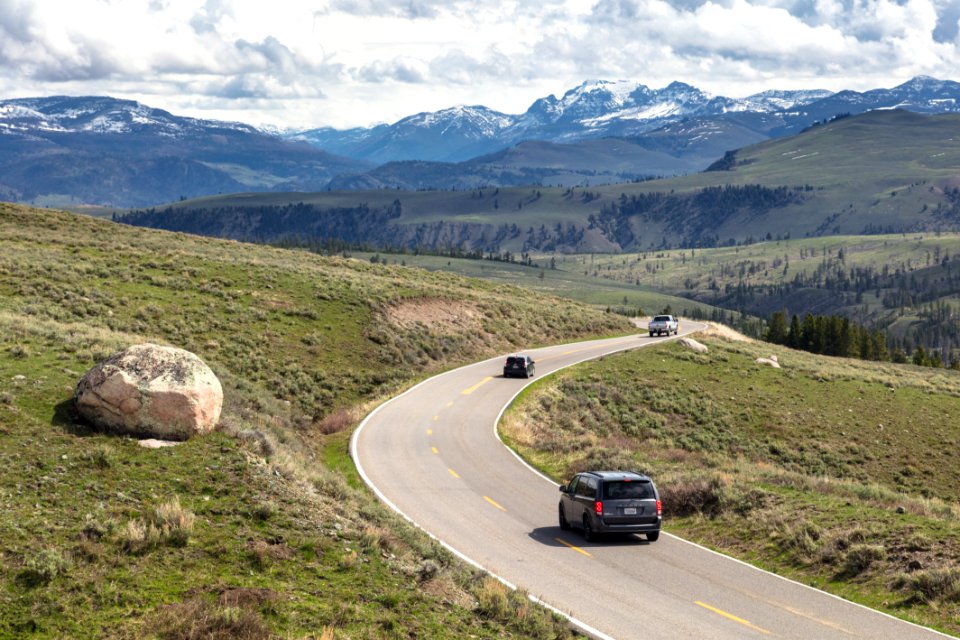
[648,314,679,337]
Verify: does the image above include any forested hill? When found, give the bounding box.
[117,184,812,253]
[116,110,960,252]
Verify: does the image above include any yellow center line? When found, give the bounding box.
[446,401,453,407]
[555,538,592,557]
[431,447,438,454]
[778,604,853,635]
[448,468,460,479]
[426,429,433,435]
[695,601,770,635]
[462,376,493,395]
[432,415,439,421]
[483,496,506,511]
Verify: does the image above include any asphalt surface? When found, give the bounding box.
[352,323,953,639]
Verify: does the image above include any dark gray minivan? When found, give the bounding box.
[558,471,661,542]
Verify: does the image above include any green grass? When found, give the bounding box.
[354,250,721,315]
[501,332,960,635]
[0,202,635,638]
[570,232,960,339]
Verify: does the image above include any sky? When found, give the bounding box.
[1,0,959,130]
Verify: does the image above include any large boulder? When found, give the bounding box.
[755,354,781,368]
[678,337,708,353]
[75,344,223,440]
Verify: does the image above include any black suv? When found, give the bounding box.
[558,471,661,541]
[503,354,535,378]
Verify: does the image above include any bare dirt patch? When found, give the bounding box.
[699,322,753,342]
[385,298,481,334]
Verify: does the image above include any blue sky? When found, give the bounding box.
[1,0,958,129]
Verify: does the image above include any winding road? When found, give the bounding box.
[351,323,952,639]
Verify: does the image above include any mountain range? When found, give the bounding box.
[290,76,960,162]
[0,96,369,207]
[2,76,960,206]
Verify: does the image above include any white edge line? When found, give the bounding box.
[349,353,616,640]
[492,325,955,640]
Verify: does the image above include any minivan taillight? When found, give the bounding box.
[594,500,603,515]
[656,499,662,516]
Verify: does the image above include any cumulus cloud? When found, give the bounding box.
[190,0,232,34]
[356,57,430,83]
[315,0,445,19]
[1,0,959,128]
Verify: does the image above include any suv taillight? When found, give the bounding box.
[656,499,662,516]
[594,500,603,515]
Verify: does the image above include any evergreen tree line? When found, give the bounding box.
[765,311,888,360]
[588,184,807,249]
[763,311,960,369]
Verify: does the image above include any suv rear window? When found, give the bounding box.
[603,480,654,500]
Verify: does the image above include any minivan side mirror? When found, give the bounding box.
[558,485,566,493]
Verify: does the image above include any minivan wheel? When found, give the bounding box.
[582,516,594,542]
[646,531,660,542]
[559,504,570,531]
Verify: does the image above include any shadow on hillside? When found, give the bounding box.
[51,398,97,437]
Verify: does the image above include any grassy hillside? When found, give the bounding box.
[117,110,960,252]
[568,232,960,355]
[352,251,721,316]
[501,331,960,635]
[0,202,635,638]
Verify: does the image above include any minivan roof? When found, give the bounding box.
[583,470,651,481]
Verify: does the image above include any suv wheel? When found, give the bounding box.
[559,504,570,531]
[582,516,594,542]
[647,531,660,542]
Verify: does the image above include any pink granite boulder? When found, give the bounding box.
[75,344,222,440]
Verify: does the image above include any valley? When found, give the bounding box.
[4,69,960,640]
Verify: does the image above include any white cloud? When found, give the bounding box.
[0,0,957,128]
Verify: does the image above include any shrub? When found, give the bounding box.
[119,497,196,552]
[119,518,161,554]
[783,522,823,559]
[661,475,726,517]
[842,544,885,577]
[894,567,960,603]
[317,407,355,435]
[251,500,277,522]
[152,496,196,547]
[8,343,30,359]
[150,597,272,640]
[574,447,637,474]
[18,548,72,587]
[84,445,114,469]
[477,577,510,618]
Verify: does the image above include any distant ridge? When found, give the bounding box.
[0,96,369,207]
[3,77,960,206]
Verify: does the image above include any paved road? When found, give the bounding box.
[352,323,952,639]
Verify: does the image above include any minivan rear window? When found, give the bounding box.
[603,480,654,500]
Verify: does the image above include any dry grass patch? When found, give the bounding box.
[385,297,482,334]
[150,596,273,640]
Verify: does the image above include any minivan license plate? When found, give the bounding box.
[624,507,637,515]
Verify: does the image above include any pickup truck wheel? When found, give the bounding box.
[649,331,654,337]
